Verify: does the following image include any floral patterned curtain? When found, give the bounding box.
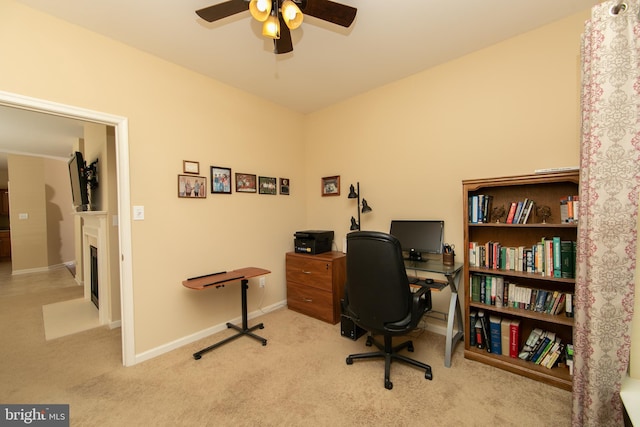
[573,1,640,425]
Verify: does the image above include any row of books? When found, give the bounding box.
[560,195,579,224]
[470,310,520,357]
[468,238,576,278]
[505,198,535,224]
[470,273,574,317]
[518,328,568,370]
[467,195,537,224]
[470,311,570,370]
[468,194,493,223]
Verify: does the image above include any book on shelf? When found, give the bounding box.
[541,341,564,368]
[560,195,579,224]
[469,310,478,347]
[553,237,562,278]
[560,240,575,278]
[565,293,574,318]
[478,310,491,353]
[489,315,502,355]
[500,318,511,357]
[495,277,504,308]
[509,319,520,358]
[506,202,517,224]
[513,200,525,224]
[531,333,557,364]
[519,327,543,360]
[565,344,574,375]
[475,319,484,349]
[521,199,535,224]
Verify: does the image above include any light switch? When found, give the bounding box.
[18,213,28,220]
[133,206,144,220]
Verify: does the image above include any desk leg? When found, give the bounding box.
[444,271,464,368]
[193,279,267,360]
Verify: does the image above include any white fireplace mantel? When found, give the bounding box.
[75,211,109,325]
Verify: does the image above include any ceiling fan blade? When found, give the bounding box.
[274,16,293,54]
[302,0,357,28]
[196,0,249,22]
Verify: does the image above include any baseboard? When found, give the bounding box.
[12,263,68,276]
[133,299,287,365]
[109,320,121,330]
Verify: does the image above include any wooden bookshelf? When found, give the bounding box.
[462,171,579,391]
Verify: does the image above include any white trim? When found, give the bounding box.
[134,300,287,364]
[0,90,135,367]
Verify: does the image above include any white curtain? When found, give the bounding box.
[573,1,640,425]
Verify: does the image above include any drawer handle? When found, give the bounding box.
[302,298,313,303]
[302,270,312,274]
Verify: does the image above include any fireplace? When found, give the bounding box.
[90,245,99,308]
[77,211,109,325]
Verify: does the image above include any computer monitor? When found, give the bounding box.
[389,220,444,261]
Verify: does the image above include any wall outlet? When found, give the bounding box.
[259,277,266,288]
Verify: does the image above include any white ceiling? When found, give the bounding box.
[1,0,599,168]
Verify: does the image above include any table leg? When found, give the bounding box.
[193,279,267,360]
[444,271,464,368]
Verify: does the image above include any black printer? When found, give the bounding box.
[294,230,334,255]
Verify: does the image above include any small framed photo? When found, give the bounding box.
[210,166,232,194]
[178,175,207,198]
[235,173,257,193]
[280,178,290,195]
[183,160,199,174]
[322,175,340,196]
[259,176,277,195]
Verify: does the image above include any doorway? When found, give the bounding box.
[0,90,134,366]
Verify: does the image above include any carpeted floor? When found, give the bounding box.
[42,297,100,340]
[0,262,573,426]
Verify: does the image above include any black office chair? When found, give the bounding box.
[343,231,433,390]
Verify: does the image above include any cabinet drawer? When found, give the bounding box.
[286,256,333,292]
[287,281,334,323]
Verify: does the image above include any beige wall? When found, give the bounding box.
[3,1,622,361]
[7,155,49,271]
[0,0,305,354]
[44,157,75,265]
[304,11,588,321]
[6,154,74,271]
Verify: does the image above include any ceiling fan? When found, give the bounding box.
[196,0,357,54]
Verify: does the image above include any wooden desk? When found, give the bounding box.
[183,267,271,360]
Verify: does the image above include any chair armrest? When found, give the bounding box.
[411,286,432,320]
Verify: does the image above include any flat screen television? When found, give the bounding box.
[389,220,444,260]
[68,151,89,211]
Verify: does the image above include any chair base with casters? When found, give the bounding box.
[346,333,433,390]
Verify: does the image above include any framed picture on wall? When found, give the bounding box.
[235,173,257,193]
[259,176,277,195]
[210,166,232,194]
[183,160,199,174]
[178,175,207,198]
[280,178,290,195]
[321,175,340,196]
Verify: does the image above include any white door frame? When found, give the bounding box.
[0,90,135,366]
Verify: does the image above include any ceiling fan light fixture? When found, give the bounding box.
[262,12,280,39]
[249,0,272,22]
[281,0,303,30]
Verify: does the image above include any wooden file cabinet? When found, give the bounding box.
[286,251,346,324]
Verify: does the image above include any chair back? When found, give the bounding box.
[345,231,411,332]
